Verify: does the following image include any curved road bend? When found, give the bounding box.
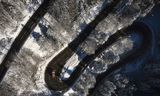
[89,5,160,95]
[64,26,145,86]
[45,0,120,91]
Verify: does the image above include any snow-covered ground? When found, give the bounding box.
[0,0,156,96]
[0,0,43,64]
[0,12,72,95]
